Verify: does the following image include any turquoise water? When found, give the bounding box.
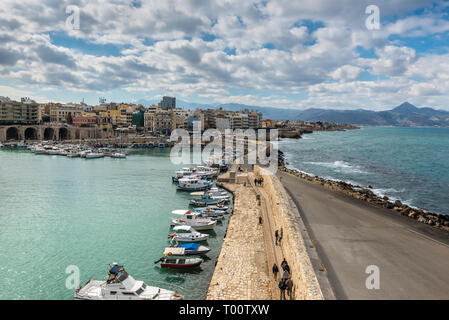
[0,148,229,299]
[280,127,449,215]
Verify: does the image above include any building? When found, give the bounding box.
[50,104,85,123]
[73,115,97,127]
[158,96,176,110]
[0,98,40,125]
[132,110,145,127]
[144,105,172,135]
[262,119,274,128]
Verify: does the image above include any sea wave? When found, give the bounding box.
[304,160,370,174]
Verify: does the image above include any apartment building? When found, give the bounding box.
[0,98,40,125]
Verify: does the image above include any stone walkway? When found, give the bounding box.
[207,178,272,300]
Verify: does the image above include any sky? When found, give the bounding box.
[0,0,449,110]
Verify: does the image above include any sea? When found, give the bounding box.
[0,148,229,299]
[279,126,449,216]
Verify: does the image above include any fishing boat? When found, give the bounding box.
[176,177,213,191]
[195,205,231,214]
[175,168,196,178]
[170,210,217,230]
[155,253,202,269]
[74,263,183,300]
[169,242,211,255]
[169,225,209,242]
[195,207,227,215]
[189,194,226,207]
[111,152,126,158]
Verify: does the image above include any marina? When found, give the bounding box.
[0,147,233,300]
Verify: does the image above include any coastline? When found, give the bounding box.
[278,150,449,233]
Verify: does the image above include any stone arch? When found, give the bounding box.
[24,127,37,140]
[6,127,19,140]
[44,127,54,140]
[58,127,69,140]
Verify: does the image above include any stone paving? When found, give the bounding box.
[207,179,272,300]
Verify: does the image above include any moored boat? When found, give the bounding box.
[170,210,217,230]
[74,263,183,300]
[169,225,209,242]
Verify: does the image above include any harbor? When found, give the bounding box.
[0,147,232,300]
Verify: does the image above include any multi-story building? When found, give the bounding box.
[72,115,97,127]
[158,96,176,110]
[50,104,85,123]
[144,105,172,135]
[0,98,40,125]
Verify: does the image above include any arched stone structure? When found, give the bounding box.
[44,127,55,140]
[24,127,38,140]
[58,127,70,140]
[6,127,19,140]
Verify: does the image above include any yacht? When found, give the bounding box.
[74,263,183,300]
[170,210,217,230]
[111,152,126,159]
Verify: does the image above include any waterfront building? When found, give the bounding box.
[50,104,86,123]
[0,98,40,125]
[144,105,172,135]
[73,115,97,127]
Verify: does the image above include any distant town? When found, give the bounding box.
[0,95,356,143]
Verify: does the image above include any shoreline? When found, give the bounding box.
[278,150,449,233]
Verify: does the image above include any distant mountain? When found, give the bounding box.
[295,102,449,126]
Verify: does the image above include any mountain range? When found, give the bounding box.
[136,99,449,127]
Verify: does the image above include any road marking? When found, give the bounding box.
[407,229,449,249]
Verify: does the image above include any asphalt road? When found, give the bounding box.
[278,171,449,299]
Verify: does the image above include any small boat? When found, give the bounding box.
[155,254,202,269]
[169,225,209,242]
[169,242,211,255]
[74,263,183,300]
[170,210,217,230]
[195,207,227,215]
[85,152,104,159]
[189,194,226,207]
[111,152,126,158]
[67,150,80,158]
[176,177,213,191]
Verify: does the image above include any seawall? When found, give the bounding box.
[207,167,324,300]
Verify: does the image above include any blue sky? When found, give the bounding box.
[1,0,449,110]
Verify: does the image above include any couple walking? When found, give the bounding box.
[273,258,293,299]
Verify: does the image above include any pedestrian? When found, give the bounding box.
[275,230,279,245]
[259,216,262,225]
[279,279,287,300]
[254,178,257,185]
[283,262,290,273]
[286,278,293,299]
[282,269,290,281]
[272,263,279,281]
[281,258,287,270]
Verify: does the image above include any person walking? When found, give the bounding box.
[281,258,287,270]
[259,216,263,225]
[279,279,287,300]
[286,278,293,299]
[275,230,279,245]
[282,269,290,281]
[272,263,279,281]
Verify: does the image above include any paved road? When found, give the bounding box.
[278,171,449,299]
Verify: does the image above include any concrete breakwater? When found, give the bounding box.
[207,167,324,300]
[253,166,324,300]
[278,152,449,233]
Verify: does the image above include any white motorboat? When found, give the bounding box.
[111,152,126,159]
[175,167,196,178]
[74,263,183,300]
[67,150,80,158]
[168,242,211,255]
[169,225,209,242]
[170,210,217,230]
[176,177,213,191]
[85,152,104,159]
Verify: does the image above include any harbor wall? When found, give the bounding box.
[254,166,324,300]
